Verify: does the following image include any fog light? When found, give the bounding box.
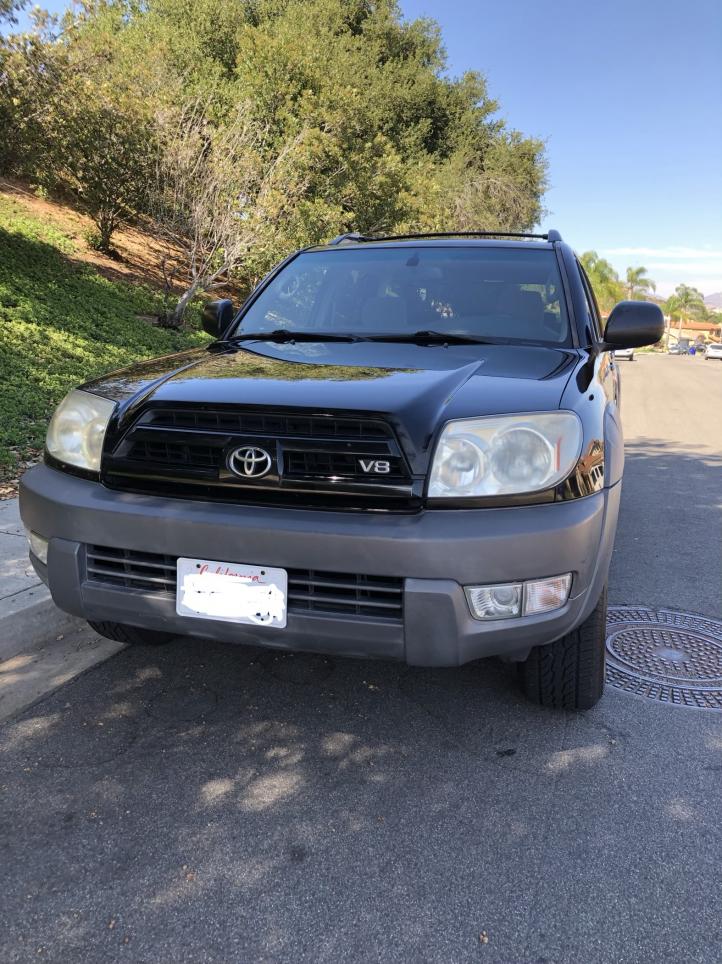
[465,582,522,620]
[523,573,572,615]
[24,528,49,565]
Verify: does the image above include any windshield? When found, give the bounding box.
[235,246,572,346]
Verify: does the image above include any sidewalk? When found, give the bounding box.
[0,498,79,661]
[0,498,124,719]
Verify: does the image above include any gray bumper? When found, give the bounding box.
[19,464,620,667]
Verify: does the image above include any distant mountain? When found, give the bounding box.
[704,292,722,309]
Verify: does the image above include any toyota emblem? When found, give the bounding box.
[228,445,273,479]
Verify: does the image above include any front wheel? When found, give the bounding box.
[517,587,607,711]
[88,621,175,646]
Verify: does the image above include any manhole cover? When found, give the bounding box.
[606,607,722,709]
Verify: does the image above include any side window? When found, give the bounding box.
[577,261,603,342]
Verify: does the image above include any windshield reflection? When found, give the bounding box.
[235,246,572,348]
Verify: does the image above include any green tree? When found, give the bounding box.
[664,284,705,320]
[52,83,155,251]
[0,0,25,28]
[625,266,656,300]
[0,16,63,171]
[663,284,706,345]
[150,95,313,325]
[580,251,624,313]
[1,8,158,251]
[2,0,549,312]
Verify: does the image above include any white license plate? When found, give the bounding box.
[176,557,287,628]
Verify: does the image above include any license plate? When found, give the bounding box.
[176,557,287,628]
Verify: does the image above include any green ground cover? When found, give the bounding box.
[0,196,207,482]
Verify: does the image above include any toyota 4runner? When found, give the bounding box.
[19,230,663,710]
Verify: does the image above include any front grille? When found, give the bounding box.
[147,409,390,439]
[85,546,404,623]
[127,439,218,469]
[284,450,407,480]
[86,545,176,593]
[102,406,418,510]
[287,570,403,620]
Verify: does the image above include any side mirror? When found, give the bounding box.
[202,299,235,339]
[603,300,664,350]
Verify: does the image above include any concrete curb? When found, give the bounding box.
[1,497,83,660]
[0,624,126,721]
[1,584,84,662]
[1,496,124,719]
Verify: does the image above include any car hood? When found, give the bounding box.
[85,340,579,471]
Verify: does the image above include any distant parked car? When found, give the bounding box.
[705,343,722,360]
[668,343,687,355]
[614,347,635,361]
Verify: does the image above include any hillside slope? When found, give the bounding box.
[0,185,208,493]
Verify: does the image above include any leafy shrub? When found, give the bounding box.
[82,227,105,251]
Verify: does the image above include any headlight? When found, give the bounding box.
[428,412,583,498]
[46,389,116,472]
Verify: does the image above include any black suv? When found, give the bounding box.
[20,230,663,710]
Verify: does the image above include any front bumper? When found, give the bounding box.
[20,464,620,667]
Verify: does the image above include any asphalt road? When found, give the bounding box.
[610,352,722,619]
[1,354,721,964]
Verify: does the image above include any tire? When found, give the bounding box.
[517,587,607,711]
[88,621,175,646]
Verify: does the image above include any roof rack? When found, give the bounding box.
[327,229,562,245]
[328,231,372,244]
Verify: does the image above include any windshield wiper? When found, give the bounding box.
[365,330,494,345]
[231,329,366,343]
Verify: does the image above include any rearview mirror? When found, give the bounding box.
[603,301,664,350]
[202,299,236,339]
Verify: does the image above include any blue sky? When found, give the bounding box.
[399,0,722,297]
[11,0,722,296]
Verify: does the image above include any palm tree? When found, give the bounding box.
[625,266,656,300]
[580,251,624,313]
[663,284,706,346]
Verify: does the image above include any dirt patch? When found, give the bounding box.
[1,179,244,302]
[0,178,187,293]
